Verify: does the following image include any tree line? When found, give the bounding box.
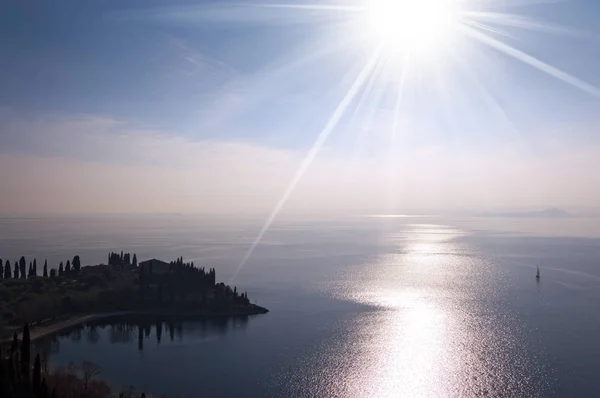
[139,257,251,309]
[107,252,137,269]
[0,256,81,282]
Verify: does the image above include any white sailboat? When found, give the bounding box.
[536,265,540,279]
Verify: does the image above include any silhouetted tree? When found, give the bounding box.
[123,253,130,267]
[120,251,124,265]
[132,254,137,267]
[65,260,71,274]
[14,262,19,279]
[19,256,26,279]
[50,269,56,278]
[33,258,37,276]
[58,262,64,276]
[11,332,18,353]
[73,255,81,273]
[33,354,41,393]
[43,260,48,278]
[28,262,33,277]
[0,260,3,281]
[81,360,101,391]
[21,324,31,384]
[3,259,9,280]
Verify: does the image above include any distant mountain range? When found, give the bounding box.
[476,208,573,219]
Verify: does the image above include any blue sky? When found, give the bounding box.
[1,0,600,214]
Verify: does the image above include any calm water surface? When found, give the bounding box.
[2,215,600,397]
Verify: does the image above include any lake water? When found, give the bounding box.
[2,214,600,397]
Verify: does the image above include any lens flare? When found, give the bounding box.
[366,0,460,54]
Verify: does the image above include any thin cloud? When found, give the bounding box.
[1,112,600,215]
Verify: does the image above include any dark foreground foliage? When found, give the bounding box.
[1,324,153,398]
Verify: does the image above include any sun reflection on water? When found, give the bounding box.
[309,223,549,397]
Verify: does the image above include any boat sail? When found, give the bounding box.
[536,265,540,279]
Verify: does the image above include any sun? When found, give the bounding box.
[366,0,461,54]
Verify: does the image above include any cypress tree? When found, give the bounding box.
[58,262,64,276]
[21,324,31,385]
[14,262,19,279]
[28,263,32,277]
[4,260,10,279]
[65,260,71,274]
[11,332,18,353]
[73,255,81,273]
[32,354,41,393]
[33,259,37,276]
[132,253,137,267]
[19,257,26,279]
[0,260,3,281]
[43,260,48,278]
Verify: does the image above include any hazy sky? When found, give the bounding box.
[1,0,600,215]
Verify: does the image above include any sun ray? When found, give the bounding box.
[351,56,391,159]
[391,54,411,141]
[462,11,585,37]
[462,25,600,98]
[461,20,515,38]
[347,54,387,157]
[351,55,388,121]
[253,3,362,12]
[452,46,523,144]
[229,48,383,283]
[191,0,600,277]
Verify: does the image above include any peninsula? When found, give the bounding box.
[0,253,268,340]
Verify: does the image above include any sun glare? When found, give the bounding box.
[366,0,460,54]
[230,0,600,280]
